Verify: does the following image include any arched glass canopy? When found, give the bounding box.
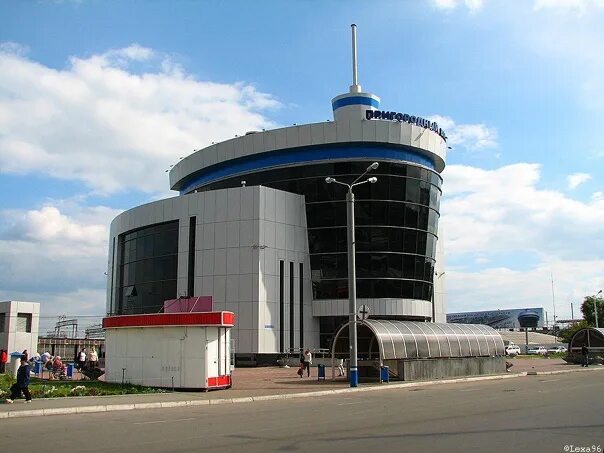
[568,327,604,353]
[331,319,505,361]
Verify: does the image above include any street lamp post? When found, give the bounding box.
[432,271,445,323]
[326,162,379,388]
[595,290,602,328]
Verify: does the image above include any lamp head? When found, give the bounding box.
[367,162,379,171]
[368,177,377,184]
[597,290,603,296]
[325,177,335,184]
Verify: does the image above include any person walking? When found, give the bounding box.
[297,350,305,378]
[303,349,312,377]
[581,344,589,367]
[337,358,345,377]
[6,358,32,403]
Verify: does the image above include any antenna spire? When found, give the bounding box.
[350,24,361,93]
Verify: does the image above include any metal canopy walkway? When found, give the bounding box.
[330,319,505,379]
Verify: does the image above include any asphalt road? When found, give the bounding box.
[1,371,603,452]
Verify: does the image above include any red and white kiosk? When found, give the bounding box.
[102,310,234,390]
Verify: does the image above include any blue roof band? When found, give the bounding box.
[178,145,435,194]
[331,96,379,111]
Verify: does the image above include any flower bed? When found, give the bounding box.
[0,374,167,398]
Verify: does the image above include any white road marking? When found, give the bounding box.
[539,379,560,383]
[337,402,364,406]
[134,417,197,425]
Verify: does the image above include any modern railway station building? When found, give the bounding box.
[105,35,447,364]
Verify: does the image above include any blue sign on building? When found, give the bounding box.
[365,109,447,141]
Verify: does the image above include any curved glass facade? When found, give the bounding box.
[192,157,441,302]
[114,221,179,315]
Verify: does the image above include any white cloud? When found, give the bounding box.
[442,163,604,257]
[566,172,591,189]
[429,115,497,150]
[0,202,120,317]
[432,0,484,12]
[0,43,280,195]
[0,41,29,56]
[446,260,603,318]
[442,163,604,317]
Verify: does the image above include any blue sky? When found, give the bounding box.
[1,0,603,332]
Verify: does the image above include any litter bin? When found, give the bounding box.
[66,363,74,379]
[8,352,22,379]
[34,361,43,375]
[380,365,389,383]
[317,363,326,381]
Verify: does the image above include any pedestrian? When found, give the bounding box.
[6,357,32,403]
[78,348,87,370]
[0,349,7,374]
[88,347,98,369]
[303,349,312,377]
[581,344,589,367]
[297,350,305,378]
[337,358,345,377]
[41,351,51,364]
[21,349,28,363]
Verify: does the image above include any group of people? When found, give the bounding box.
[295,349,345,378]
[3,346,100,404]
[297,349,313,377]
[75,347,99,371]
[42,353,68,379]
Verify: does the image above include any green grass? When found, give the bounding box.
[0,374,168,399]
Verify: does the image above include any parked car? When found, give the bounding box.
[505,344,521,356]
[547,346,567,353]
[527,346,548,355]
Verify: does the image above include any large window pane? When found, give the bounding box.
[418,206,429,230]
[405,179,420,203]
[116,221,179,315]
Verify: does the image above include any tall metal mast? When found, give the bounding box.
[350,24,361,93]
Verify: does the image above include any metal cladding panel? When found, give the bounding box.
[362,320,504,359]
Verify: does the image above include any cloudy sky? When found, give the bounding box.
[1,0,603,332]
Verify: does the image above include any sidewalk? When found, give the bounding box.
[1,360,601,419]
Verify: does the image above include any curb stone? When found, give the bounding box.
[2,366,601,419]
[8,409,44,418]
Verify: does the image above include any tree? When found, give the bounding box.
[559,320,590,344]
[581,295,604,327]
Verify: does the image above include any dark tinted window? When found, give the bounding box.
[116,221,179,315]
[197,160,442,302]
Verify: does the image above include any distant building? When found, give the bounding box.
[0,300,40,355]
[447,308,545,330]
